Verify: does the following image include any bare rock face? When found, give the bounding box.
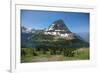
[45,19,75,39]
[51,19,71,32]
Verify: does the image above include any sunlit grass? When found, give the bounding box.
[21,48,89,63]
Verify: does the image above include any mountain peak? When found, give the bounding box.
[53,19,65,25]
[47,19,71,33]
[44,19,75,39]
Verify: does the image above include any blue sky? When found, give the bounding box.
[21,10,89,33]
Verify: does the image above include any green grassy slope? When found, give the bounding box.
[21,48,89,63]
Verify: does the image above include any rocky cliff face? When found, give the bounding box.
[45,19,75,39]
[47,19,71,32]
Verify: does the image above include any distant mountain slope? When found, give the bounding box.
[21,19,89,48]
[76,33,89,43]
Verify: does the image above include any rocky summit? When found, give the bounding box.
[44,19,75,39]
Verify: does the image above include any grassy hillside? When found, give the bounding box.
[21,48,89,63]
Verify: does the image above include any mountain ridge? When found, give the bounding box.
[21,19,89,48]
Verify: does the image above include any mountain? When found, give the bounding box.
[21,26,27,33]
[21,26,34,48]
[21,26,36,33]
[77,32,89,43]
[44,19,75,39]
[21,26,45,48]
[21,19,89,48]
[48,19,71,33]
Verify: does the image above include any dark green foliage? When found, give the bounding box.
[21,48,89,63]
[31,32,54,41]
[63,48,75,57]
[21,48,39,57]
[29,32,88,57]
[21,48,26,56]
[21,32,89,63]
[32,49,38,56]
